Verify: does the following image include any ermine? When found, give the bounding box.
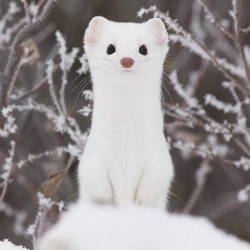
[37,201,250,250]
[78,16,174,209]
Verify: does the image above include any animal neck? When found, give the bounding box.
[91,72,164,131]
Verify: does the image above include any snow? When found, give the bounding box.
[56,31,79,72]
[204,94,241,114]
[77,53,89,75]
[238,184,250,202]
[37,200,250,250]
[234,157,250,171]
[0,239,28,250]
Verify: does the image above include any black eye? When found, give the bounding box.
[107,44,116,55]
[139,45,147,55]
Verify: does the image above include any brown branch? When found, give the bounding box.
[207,195,244,220]
[6,61,23,103]
[12,64,60,103]
[183,161,210,214]
[0,142,16,206]
[0,0,56,108]
[12,168,37,201]
[196,0,236,41]
[232,0,250,89]
[0,166,12,206]
[242,25,250,34]
[150,8,249,94]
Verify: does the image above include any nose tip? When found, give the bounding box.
[120,57,134,68]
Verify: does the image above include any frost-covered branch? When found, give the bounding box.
[28,192,65,248]
[0,141,15,205]
[140,1,250,219]
[231,0,250,88]
[196,0,235,41]
[0,0,56,108]
[0,0,89,246]
[138,6,249,94]
[183,161,211,213]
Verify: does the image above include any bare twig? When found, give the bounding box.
[6,61,23,103]
[183,161,211,214]
[47,60,64,116]
[0,0,56,108]
[13,79,46,102]
[31,193,64,248]
[207,194,244,220]
[196,0,235,41]
[0,141,16,206]
[0,171,12,205]
[16,148,67,169]
[142,6,249,94]
[21,0,32,24]
[12,64,60,103]
[242,25,250,34]
[232,0,250,88]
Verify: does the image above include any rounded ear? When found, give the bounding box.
[84,16,109,46]
[146,18,168,46]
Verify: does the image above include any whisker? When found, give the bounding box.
[166,55,179,59]
[70,74,91,94]
[164,66,187,75]
[161,73,174,105]
[161,82,174,106]
[88,56,117,62]
[164,61,185,67]
[168,190,186,203]
[70,64,108,86]
[137,58,186,72]
[161,85,165,111]
[70,72,85,86]
[70,64,108,94]
[87,64,110,73]
[140,57,164,62]
[64,190,80,202]
[162,72,173,83]
[73,78,92,108]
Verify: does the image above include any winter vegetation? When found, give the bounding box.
[0,0,250,249]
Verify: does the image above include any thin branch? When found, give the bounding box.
[16,148,66,169]
[0,171,12,205]
[14,78,47,103]
[196,0,236,41]
[143,6,249,94]
[21,0,32,24]
[207,195,244,220]
[46,60,64,116]
[232,0,250,88]
[0,141,16,206]
[0,0,56,108]
[12,64,60,103]
[242,25,250,34]
[183,161,211,214]
[6,61,23,103]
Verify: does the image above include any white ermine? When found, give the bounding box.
[78,16,174,208]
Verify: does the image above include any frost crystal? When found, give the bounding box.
[237,184,250,202]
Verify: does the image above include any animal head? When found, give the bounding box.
[84,17,169,85]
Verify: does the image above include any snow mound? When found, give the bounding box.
[37,200,250,250]
[0,239,28,250]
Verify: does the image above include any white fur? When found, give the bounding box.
[37,201,250,250]
[78,17,173,208]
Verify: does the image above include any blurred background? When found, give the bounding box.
[0,0,250,248]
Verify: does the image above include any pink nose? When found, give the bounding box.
[120,57,134,68]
